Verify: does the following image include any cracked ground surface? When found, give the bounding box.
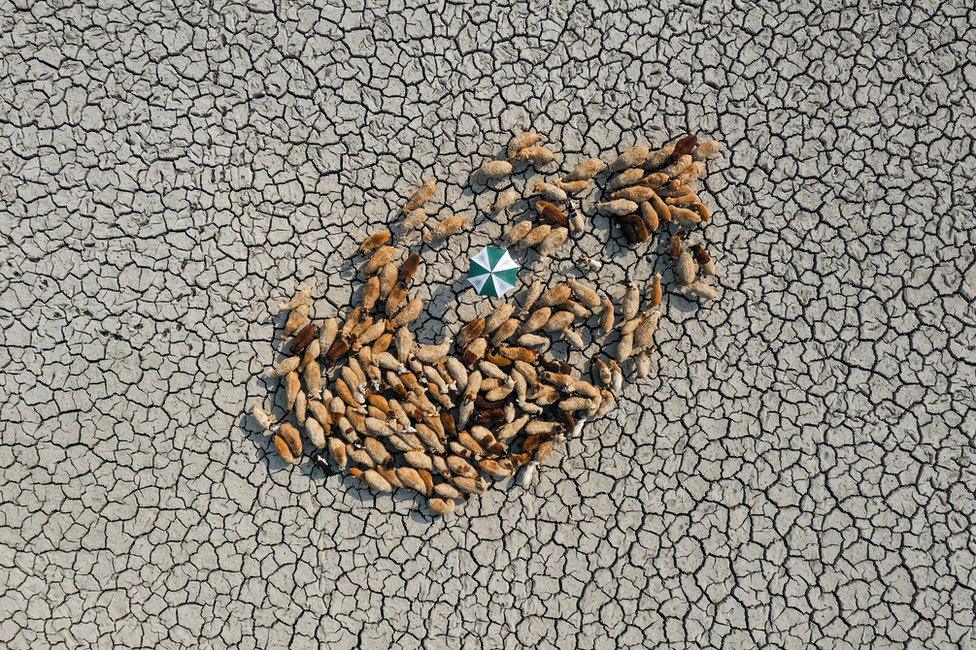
[1,0,975,647]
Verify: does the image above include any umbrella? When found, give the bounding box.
[467,246,520,298]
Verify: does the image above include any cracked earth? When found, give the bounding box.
[1,0,975,647]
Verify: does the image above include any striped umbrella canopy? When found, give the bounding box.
[467,246,519,298]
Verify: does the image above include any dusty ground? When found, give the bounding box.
[1,0,975,648]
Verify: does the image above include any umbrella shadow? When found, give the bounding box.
[406,276,457,342]
[547,339,571,360]
[431,277,466,310]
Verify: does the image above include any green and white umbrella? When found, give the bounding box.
[467,246,519,297]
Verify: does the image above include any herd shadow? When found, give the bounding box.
[246,154,711,521]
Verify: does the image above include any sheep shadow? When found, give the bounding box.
[240,407,447,516]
